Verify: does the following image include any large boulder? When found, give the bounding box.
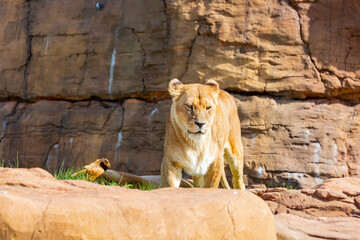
[0,167,277,240]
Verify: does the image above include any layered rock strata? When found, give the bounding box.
[253,177,360,239]
[0,0,359,186]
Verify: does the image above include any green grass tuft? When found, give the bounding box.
[53,165,157,190]
[1,159,157,190]
[136,182,157,191]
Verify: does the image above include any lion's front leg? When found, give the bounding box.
[203,157,222,188]
[161,158,182,188]
[224,143,244,190]
[192,175,204,188]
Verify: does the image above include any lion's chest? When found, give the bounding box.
[183,148,215,176]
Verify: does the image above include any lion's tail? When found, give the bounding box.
[71,169,86,178]
[220,167,231,189]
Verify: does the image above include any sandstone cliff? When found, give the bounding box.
[0,0,359,187]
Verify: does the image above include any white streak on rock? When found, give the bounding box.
[108,48,116,94]
[45,143,59,170]
[45,36,52,54]
[116,131,122,150]
[250,133,257,148]
[150,107,159,117]
[108,25,121,95]
[333,143,338,163]
[314,177,323,185]
[256,166,263,178]
[313,142,321,176]
[149,107,159,121]
[304,129,310,144]
[287,172,304,181]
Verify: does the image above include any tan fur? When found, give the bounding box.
[71,158,111,181]
[161,79,244,189]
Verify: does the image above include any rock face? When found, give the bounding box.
[1,96,359,187]
[235,96,360,188]
[0,167,277,240]
[252,177,360,239]
[1,0,359,99]
[0,0,359,186]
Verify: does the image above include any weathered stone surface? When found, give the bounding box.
[0,167,277,240]
[0,0,28,99]
[254,177,360,219]
[26,0,168,99]
[1,0,360,100]
[315,177,360,193]
[293,0,360,99]
[118,99,171,175]
[1,0,360,187]
[314,189,347,200]
[276,213,360,240]
[236,95,360,188]
[355,196,360,209]
[1,96,360,188]
[166,0,324,97]
[0,100,123,171]
[253,177,360,239]
[0,99,172,175]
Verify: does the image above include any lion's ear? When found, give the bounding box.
[168,78,184,100]
[205,80,220,94]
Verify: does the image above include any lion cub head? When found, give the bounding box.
[168,78,220,138]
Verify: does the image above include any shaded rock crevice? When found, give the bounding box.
[24,0,32,100]
[0,102,20,143]
[179,25,200,81]
[133,29,147,94]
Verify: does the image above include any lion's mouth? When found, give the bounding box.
[187,130,205,135]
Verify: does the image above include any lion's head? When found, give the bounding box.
[168,79,220,138]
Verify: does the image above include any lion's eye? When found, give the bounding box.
[206,106,212,111]
[186,104,193,110]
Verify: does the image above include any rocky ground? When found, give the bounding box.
[0,167,359,239]
[252,177,360,239]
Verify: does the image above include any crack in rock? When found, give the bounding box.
[31,198,51,239]
[226,202,236,237]
[134,29,147,93]
[179,25,200,81]
[24,0,32,100]
[287,1,323,85]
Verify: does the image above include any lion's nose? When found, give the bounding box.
[194,121,205,128]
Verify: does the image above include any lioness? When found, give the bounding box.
[161,79,244,189]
